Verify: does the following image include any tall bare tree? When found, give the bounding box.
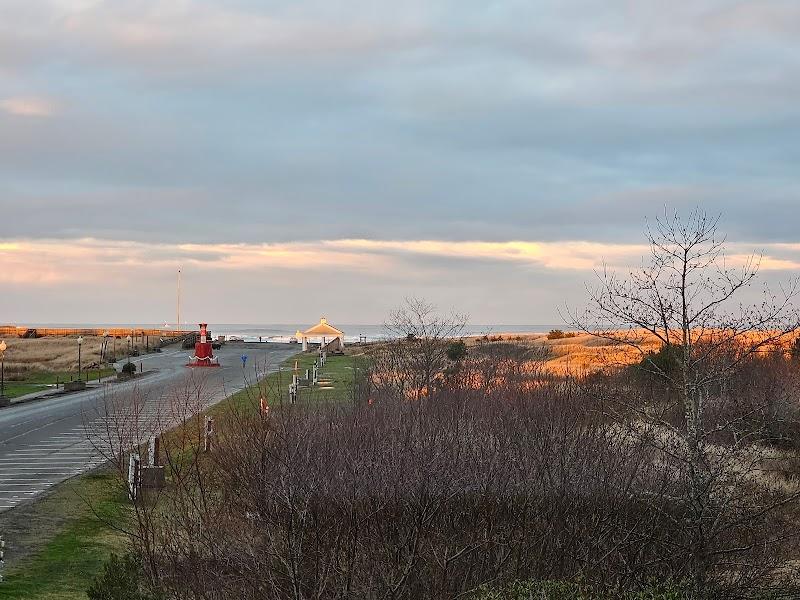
[374,297,468,400]
[570,209,800,592]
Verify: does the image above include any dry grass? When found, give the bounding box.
[466,331,662,376]
[467,329,800,376]
[1,337,107,376]
[360,328,799,379]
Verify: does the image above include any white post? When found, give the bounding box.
[302,336,308,352]
[128,453,140,501]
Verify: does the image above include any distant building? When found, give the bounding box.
[298,318,345,352]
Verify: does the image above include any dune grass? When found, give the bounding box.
[0,336,159,379]
[464,331,662,376]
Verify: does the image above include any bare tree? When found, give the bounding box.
[373,298,468,400]
[569,209,800,592]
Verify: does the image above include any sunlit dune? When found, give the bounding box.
[467,329,797,376]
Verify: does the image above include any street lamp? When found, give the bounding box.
[77,336,83,381]
[102,331,109,382]
[126,335,132,368]
[0,340,6,400]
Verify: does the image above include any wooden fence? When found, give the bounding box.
[0,326,194,339]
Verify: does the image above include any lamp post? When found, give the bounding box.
[102,331,109,382]
[0,340,6,401]
[77,336,83,382]
[126,335,132,368]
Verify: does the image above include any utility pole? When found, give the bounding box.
[0,341,6,402]
[77,336,83,382]
[177,267,182,333]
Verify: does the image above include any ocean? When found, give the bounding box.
[19,323,563,343]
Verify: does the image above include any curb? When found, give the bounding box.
[1,370,160,409]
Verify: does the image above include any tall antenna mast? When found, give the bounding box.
[177,267,182,333]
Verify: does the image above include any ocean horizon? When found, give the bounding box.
[11,323,566,343]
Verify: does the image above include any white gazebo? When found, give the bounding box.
[298,318,345,352]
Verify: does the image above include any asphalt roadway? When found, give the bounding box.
[0,342,298,512]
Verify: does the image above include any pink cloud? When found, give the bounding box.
[0,97,58,117]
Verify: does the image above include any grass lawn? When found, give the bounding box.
[221,351,366,414]
[0,470,130,600]
[0,349,360,599]
[1,369,116,400]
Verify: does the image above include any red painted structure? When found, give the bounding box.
[187,323,220,367]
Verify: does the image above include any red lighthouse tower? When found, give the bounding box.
[187,323,220,367]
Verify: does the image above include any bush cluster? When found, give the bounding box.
[103,341,800,599]
[546,329,577,340]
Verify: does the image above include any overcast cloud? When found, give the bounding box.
[1,1,799,324]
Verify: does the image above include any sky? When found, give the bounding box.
[2,0,800,326]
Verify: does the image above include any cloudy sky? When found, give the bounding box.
[2,0,800,325]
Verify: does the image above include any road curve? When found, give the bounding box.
[0,343,298,512]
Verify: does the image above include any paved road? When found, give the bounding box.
[0,343,298,512]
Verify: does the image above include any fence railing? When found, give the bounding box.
[0,326,194,339]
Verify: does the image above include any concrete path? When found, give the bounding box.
[0,343,297,512]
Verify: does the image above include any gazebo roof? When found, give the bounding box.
[303,318,344,337]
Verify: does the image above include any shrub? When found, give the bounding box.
[474,578,695,600]
[87,553,159,600]
[547,330,576,340]
[446,340,467,362]
[474,579,589,599]
[121,362,137,375]
[119,340,800,599]
[634,343,682,380]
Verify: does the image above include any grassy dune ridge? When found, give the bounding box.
[467,329,798,376]
[0,338,107,376]
[465,331,661,375]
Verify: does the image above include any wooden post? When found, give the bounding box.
[204,417,214,452]
[148,436,160,466]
